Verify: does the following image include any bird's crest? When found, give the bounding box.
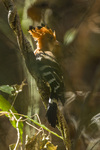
[28,24,56,41]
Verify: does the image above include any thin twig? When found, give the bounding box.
[21,113,45,135]
[26,121,42,132]
[10,79,27,109]
[9,109,22,150]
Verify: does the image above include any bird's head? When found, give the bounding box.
[28,24,60,52]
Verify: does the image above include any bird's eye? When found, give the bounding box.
[49,36,54,41]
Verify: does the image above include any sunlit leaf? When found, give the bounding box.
[26,133,58,150]
[64,28,78,45]
[41,136,58,150]
[46,142,58,150]
[0,95,23,142]
[9,144,16,150]
[0,85,14,94]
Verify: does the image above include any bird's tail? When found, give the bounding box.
[46,98,58,128]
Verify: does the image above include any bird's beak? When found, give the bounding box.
[55,40,60,46]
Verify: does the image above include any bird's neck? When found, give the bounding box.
[36,38,54,52]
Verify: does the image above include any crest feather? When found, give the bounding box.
[28,25,56,41]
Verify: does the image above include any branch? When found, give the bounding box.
[2,0,37,77]
[2,0,71,149]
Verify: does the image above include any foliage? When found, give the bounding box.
[0,84,24,143]
[26,133,58,150]
[0,85,14,95]
[0,83,63,150]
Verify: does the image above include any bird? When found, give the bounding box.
[28,24,65,127]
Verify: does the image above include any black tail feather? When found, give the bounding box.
[46,102,58,127]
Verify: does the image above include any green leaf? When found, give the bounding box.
[64,28,78,45]
[0,95,23,142]
[0,85,14,94]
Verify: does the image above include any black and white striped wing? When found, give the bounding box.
[36,52,64,104]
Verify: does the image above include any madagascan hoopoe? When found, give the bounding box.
[28,24,65,127]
